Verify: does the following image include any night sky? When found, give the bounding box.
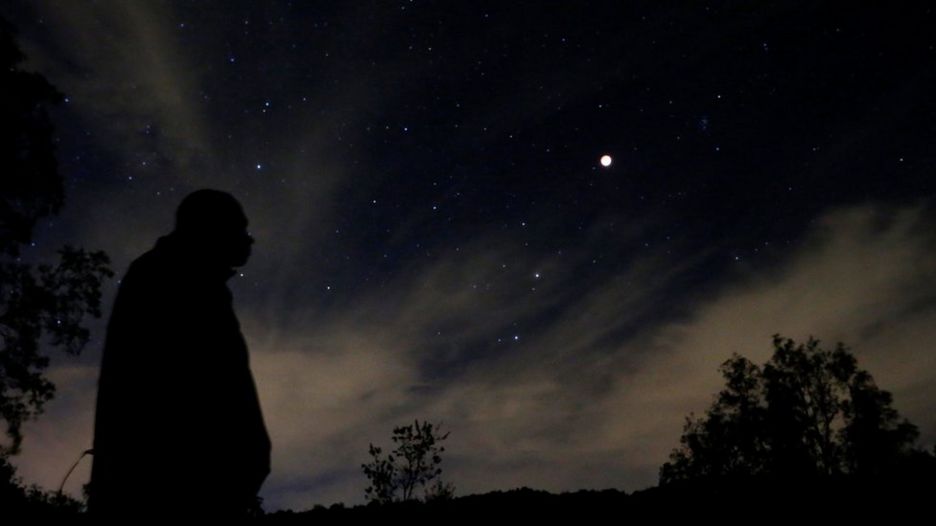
[4,1,936,511]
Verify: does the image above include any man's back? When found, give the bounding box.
[88,191,270,517]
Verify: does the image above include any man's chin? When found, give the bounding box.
[228,251,250,268]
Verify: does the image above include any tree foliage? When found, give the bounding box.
[0,19,63,257]
[362,420,453,504]
[1,453,83,518]
[660,335,920,484]
[0,18,113,455]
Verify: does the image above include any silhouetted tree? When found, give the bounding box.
[660,353,770,482]
[362,420,452,504]
[0,18,112,455]
[660,335,919,484]
[1,449,83,517]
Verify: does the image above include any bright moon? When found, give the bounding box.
[600,154,612,167]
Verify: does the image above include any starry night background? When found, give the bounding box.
[3,1,936,511]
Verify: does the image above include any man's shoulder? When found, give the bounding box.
[121,241,231,302]
[123,247,164,282]
[119,240,187,294]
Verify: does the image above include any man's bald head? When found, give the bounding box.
[173,189,254,268]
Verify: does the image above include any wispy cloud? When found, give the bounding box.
[15,200,936,511]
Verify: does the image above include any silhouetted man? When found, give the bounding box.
[89,189,271,518]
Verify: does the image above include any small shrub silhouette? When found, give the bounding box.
[362,420,452,504]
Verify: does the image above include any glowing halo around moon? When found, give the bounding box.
[600,154,613,167]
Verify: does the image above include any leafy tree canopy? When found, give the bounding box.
[660,335,920,484]
[0,18,113,456]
